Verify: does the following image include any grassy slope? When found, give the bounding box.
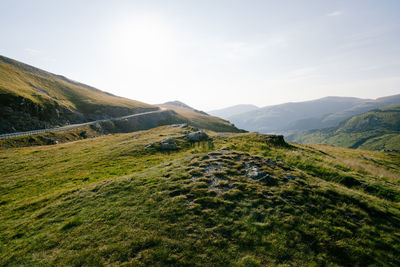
[0,55,241,134]
[289,104,400,151]
[0,55,155,113]
[160,104,244,133]
[1,127,399,266]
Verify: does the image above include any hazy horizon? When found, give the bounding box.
[1,0,400,110]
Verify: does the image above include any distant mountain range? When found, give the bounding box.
[209,104,259,119]
[0,55,240,134]
[288,104,400,151]
[209,95,400,135]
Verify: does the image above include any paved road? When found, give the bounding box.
[0,108,166,139]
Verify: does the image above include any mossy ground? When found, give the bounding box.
[0,126,399,266]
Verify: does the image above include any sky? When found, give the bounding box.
[1,0,400,111]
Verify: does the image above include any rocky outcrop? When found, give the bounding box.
[145,136,178,151]
[185,131,209,142]
[0,94,84,134]
[160,137,177,150]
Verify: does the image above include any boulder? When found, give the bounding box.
[160,137,177,150]
[161,137,175,144]
[185,131,209,142]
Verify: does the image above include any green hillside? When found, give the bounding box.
[0,55,157,133]
[289,104,400,151]
[1,126,399,266]
[0,56,242,135]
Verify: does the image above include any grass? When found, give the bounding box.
[0,55,154,112]
[290,104,400,151]
[0,126,399,266]
[0,55,242,134]
[0,55,159,133]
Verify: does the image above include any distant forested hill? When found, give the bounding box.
[288,104,400,151]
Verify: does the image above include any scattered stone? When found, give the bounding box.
[185,131,209,142]
[145,142,155,149]
[53,140,59,145]
[162,137,175,143]
[217,147,230,151]
[160,137,177,150]
[170,123,188,128]
[246,166,267,180]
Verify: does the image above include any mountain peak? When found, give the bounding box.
[162,100,208,115]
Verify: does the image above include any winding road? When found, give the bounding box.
[0,108,167,139]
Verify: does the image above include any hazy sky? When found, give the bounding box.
[1,0,400,110]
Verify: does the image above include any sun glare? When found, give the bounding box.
[110,16,174,71]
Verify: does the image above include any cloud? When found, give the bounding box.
[327,11,343,17]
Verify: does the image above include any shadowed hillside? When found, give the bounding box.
[0,56,242,135]
[0,55,157,133]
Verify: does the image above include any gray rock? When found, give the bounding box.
[246,166,267,180]
[185,131,209,142]
[161,143,177,150]
[145,142,155,149]
[160,137,177,150]
[170,123,188,128]
[161,137,175,144]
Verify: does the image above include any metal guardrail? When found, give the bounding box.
[0,108,165,139]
